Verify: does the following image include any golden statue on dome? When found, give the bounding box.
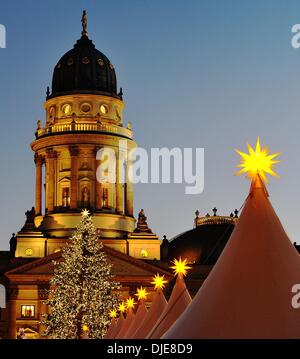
[81,10,88,37]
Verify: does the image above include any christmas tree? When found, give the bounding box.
[41,209,120,339]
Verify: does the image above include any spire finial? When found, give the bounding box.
[81,10,88,37]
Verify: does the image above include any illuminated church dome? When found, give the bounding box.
[166,208,238,265]
[49,11,119,99]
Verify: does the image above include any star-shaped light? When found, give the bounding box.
[235,137,280,183]
[82,325,89,332]
[170,257,191,277]
[81,209,90,217]
[151,274,168,290]
[135,286,148,301]
[118,302,126,313]
[109,309,117,318]
[126,297,136,309]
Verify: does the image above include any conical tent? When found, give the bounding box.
[108,313,125,339]
[116,308,135,339]
[125,300,148,338]
[131,290,168,339]
[104,317,116,339]
[147,274,191,338]
[164,175,300,338]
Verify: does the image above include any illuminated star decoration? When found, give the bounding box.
[135,286,148,301]
[81,209,90,217]
[235,137,280,183]
[118,302,126,313]
[126,297,136,309]
[151,274,168,290]
[109,309,117,318]
[170,257,191,277]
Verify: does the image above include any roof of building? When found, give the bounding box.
[167,214,237,265]
[49,12,119,99]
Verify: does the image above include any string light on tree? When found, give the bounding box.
[235,137,280,183]
[151,274,168,290]
[41,210,120,339]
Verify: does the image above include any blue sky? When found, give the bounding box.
[1,0,300,249]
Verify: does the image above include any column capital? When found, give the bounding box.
[69,145,79,157]
[34,153,43,165]
[46,147,57,159]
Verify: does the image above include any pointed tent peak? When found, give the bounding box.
[81,10,88,37]
[235,137,280,184]
[147,267,192,339]
[249,174,269,197]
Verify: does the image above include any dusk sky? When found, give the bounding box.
[1,0,300,250]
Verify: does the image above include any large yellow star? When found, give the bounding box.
[170,257,191,277]
[126,297,136,309]
[109,309,117,318]
[151,274,168,290]
[118,302,126,313]
[135,286,148,301]
[235,137,280,183]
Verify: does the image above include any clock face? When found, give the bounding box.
[100,104,108,115]
[25,248,33,256]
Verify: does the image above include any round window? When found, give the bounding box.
[25,248,33,256]
[62,104,72,115]
[100,104,108,115]
[81,103,91,113]
[140,249,149,258]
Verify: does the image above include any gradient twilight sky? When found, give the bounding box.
[0,0,300,250]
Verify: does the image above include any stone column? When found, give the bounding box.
[34,153,43,215]
[125,158,133,216]
[7,286,18,339]
[116,151,124,214]
[45,148,56,213]
[38,285,49,337]
[94,146,102,210]
[69,145,79,210]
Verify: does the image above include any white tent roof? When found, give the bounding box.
[147,274,191,338]
[116,308,135,339]
[125,300,148,338]
[165,176,300,338]
[131,290,167,339]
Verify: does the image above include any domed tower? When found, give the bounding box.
[15,12,140,257]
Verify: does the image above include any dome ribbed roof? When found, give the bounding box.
[50,34,119,99]
[168,223,235,265]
